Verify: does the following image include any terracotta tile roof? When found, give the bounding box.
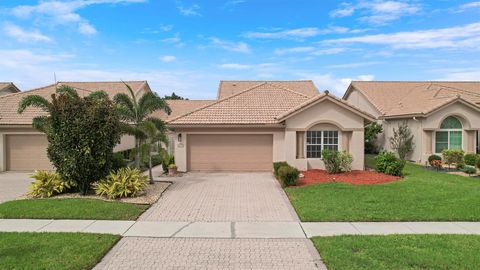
[347,81,480,117]
[0,81,148,125]
[276,92,376,122]
[217,80,319,99]
[0,82,20,95]
[151,100,215,121]
[169,82,313,125]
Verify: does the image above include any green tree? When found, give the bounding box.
[18,86,121,194]
[113,83,171,169]
[389,121,414,160]
[365,122,383,154]
[164,92,187,100]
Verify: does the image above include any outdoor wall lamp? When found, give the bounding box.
[178,133,182,142]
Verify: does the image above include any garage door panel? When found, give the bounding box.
[188,134,273,171]
[6,134,53,171]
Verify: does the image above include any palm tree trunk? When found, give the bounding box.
[148,152,154,184]
[135,138,140,169]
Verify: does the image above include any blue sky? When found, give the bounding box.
[1,0,479,99]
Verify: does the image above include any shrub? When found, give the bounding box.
[431,159,443,170]
[365,122,383,154]
[151,154,163,167]
[442,149,465,167]
[28,170,75,198]
[428,154,442,166]
[389,121,414,160]
[375,151,405,176]
[464,154,479,166]
[111,152,128,172]
[273,162,289,177]
[95,167,148,199]
[463,165,477,175]
[161,153,175,173]
[321,150,353,174]
[456,163,466,171]
[277,165,299,187]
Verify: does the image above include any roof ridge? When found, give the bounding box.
[349,83,387,115]
[268,82,310,98]
[352,80,480,83]
[58,80,147,83]
[168,82,268,123]
[0,83,57,100]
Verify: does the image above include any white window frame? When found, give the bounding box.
[305,130,341,159]
[434,129,463,154]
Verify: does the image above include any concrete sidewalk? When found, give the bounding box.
[1,219,480,238]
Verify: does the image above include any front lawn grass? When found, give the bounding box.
[312,234,480,270]
[286,159,480,221]
[0,198,148,220]
[0,232,119,270]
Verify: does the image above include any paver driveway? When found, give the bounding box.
[0,172,32,203]
[140,172,298,222]
[95,172,325,269]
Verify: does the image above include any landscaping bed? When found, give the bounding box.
[299,170,401,186]
[0,232,120,270]
[0,198,148,220]
[312,234,480,270]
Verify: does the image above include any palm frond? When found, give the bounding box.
[139,120,158,139]
[146,117,169,133]
[56,86,79,99]
[32,115,51,133]
[113,93,135,117]
[138,92,171,119]
[88,90,109,101]
[18,95,50,113]
[116,106,136,122]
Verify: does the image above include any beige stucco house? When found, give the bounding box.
[344,81,480,164]
[0,81,150,171]
[166,81,374,172]
[0,83,21,96]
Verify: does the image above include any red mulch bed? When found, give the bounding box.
[298,170,401,186]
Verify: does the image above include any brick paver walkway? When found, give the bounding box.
[94,238,325,270]
[140,172,298,222]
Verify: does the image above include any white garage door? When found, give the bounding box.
[187,134,273,171]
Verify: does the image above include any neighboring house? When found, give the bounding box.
[166,81,374,172]
[0,83,21,96]
[343,81,480,164]
[0,81,150,172]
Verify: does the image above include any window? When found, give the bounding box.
[435,116,463,153]
[306,130,339,158]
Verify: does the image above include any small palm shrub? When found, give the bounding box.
[277,165,299,187]
[321,150,353,174]
[375,151,405,176]
[95,167,148,199]
[428,154,442,166]
[28,170,75,198]
[464,154,479,167]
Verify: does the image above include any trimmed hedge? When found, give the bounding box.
[375,151,405,176]
[273,162,289,178]
[273,162,299,187]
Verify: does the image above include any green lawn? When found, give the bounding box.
[0,232,119,270]
[312,235,480,270]
[0,198,148,220]
[286,157,480,221]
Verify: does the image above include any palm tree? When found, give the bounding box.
[139,121,168,184]
[114,83,171,169]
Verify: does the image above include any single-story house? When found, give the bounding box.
[0,83,21,96]
[166,81,375,172]
[343,81,480,164]
[0,81,150,171]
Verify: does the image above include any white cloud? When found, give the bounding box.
[459,1,480,10]
[177,3,201,16]
[161,33,184,47]
[243,26,363,40]
[274,46,316,55]
[160,55,177,62]
[328,61,381,68]
[3,22,51,42]
[298,73,374,95]
[218,63,252,70]
[330,1,421,25]
[208,37,251,53]
[0,49,73,68]
[78,22,97,35]
[439,69,480,81]
[325,22,480,49]
[312,48,346,56]
[10,0,145,35]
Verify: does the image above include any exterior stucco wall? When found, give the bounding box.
[284,99,365,170]
[114,135,136,152]
[344,89,382,118]
[173,128,285,172]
